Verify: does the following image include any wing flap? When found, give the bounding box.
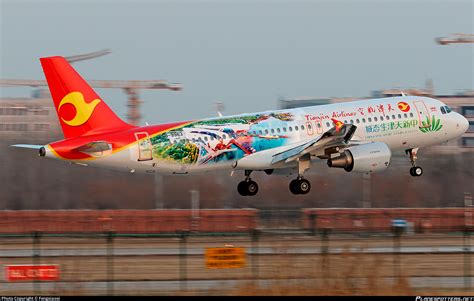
[271,123,357,164]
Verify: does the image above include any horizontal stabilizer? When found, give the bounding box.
[11,144,43,149]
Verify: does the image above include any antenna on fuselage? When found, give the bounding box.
[400,91,407,97]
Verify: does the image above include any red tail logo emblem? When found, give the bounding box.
[58,92,101,127]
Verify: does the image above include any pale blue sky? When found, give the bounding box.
[1,0,473,124]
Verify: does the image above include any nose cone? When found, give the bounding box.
[459,113,469,134]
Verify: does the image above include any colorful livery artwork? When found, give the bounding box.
[13,56,469,196]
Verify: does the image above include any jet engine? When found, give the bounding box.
[327,142,391,173]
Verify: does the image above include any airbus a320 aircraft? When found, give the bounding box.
[14,57,469,196]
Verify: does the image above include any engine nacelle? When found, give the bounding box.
[327,142,391,173]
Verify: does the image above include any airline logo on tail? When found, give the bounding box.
[58,92,101,127]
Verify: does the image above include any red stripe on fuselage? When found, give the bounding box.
[48,120,193,160]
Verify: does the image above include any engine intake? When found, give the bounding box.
[327,142,391,173]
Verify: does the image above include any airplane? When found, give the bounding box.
[13,56,469,196]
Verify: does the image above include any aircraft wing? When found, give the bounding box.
[271,123,357,164]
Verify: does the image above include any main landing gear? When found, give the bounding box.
[406,148,423,177]
[289,177,311,195]
[237,155,313,196]
[237,170,259,196]
[289,154,312,195]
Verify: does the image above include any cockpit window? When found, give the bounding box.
[441,106,446,114]
[445,106,452,113]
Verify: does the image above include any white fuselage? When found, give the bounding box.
[47,96,468,175]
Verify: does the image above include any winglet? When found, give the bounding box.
[331,118,344,132]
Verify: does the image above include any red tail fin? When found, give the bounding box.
[40,56,133,138]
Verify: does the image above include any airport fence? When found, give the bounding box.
[0,228,472,295]
[0,208,472,234]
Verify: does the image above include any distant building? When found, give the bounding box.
[279,89,474,153]
[0,91,62,142]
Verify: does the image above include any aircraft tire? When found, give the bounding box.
[289,179,300,195]
[297,179,311,194]
[247,181,259,196]
[237,181,249,196]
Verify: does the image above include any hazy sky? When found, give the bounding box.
[1,0,473,124]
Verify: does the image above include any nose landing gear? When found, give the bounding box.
[406,148,423,177]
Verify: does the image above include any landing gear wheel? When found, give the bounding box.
[289,179,300,195]
[410,166,423,177]
[246,181,259,196]
[297,179,311,194]
[237,181,249,196]
[406,148,422,177]
[289,178,311,195]
[237,180,259,196]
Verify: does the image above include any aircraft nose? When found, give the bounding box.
[456,113,469,134]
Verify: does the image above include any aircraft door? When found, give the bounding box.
[134,132,153,161]
[414,101,431,128]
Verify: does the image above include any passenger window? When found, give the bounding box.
[392,114,396,119]
[368,117,372,122]
[380,116,384,121]
[289,126,293,132]
[350,120,354,124]
[344,120,348,124]
[301,125,305,130]
[356,119,360,124]
[222,134,227,139]
[374,117,378,122]
[265,129,269,134]
[386,115,390,120]
[271,129,275,134]
[204,137,208,142]
[259,130,263,135]
[317,123,321,128]
[283,127,287,132]
[307,124,312,129]
[398,114,402,119]
[410,112,414,117]
[277,128,281,133]
[404,113,408,118]
[326,122,330,127]
[362,118,366,123]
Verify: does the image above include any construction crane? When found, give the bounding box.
[65,49,112,63]
[436,33,474,45]
[0,49,182,125]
